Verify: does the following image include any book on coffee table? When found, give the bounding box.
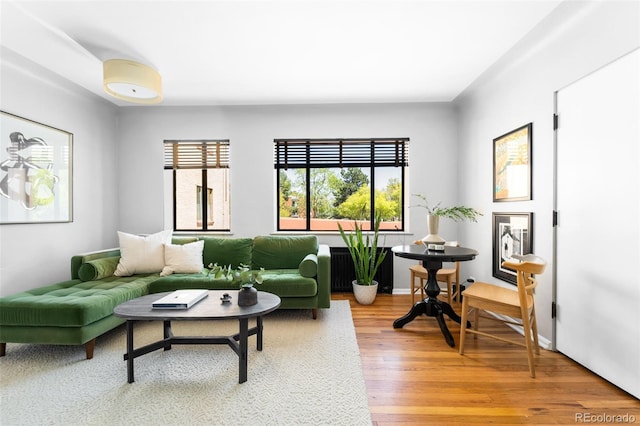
[152,289,209,310]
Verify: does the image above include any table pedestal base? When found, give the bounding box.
[391,245,478,348]
[124,316,263,384]
[393,297,466,347]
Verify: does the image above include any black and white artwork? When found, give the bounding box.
[492,212,533,284]
[0,111,72,224]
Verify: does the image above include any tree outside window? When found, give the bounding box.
[275,139,408,232]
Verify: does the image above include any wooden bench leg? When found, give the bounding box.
[84,339,95,359]
[0,341,95,358]
[312,308,318,320]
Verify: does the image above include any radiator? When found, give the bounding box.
[330,247,393,294]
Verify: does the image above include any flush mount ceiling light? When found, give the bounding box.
[103,59,162,104]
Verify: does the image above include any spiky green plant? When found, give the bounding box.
[338,213,387,286]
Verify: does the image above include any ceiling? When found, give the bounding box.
[1,0,563,107]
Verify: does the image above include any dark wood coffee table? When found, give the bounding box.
[113,290,281,384]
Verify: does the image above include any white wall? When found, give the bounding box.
[116,102,459,290]
[0,48,120,296]
[455,0,640,343]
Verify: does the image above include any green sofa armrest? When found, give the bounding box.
[316,244,331,309]
[298,254,317,277]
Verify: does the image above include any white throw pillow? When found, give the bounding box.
[160,240,205,276]
[114,229,173,276]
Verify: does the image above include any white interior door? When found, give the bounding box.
[555,49,639,398]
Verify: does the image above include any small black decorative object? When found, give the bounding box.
[220,293,232,304]
[237,284,258,306]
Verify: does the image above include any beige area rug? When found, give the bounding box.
[0,300,371,426]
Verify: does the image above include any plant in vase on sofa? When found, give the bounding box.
[207,263,265,306]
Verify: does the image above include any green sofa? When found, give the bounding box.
[0,235,330,359]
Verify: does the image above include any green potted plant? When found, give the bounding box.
[338,212,387,305]
[412,193,482,244]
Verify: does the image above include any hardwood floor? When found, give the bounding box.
[332,293,640,425]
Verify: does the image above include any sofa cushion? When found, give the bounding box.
[114,229,172,276]
[0,275,158,327]
[252,235,318,270]
[298,254,318,278]
[78,257,120,281]
[259,270,317,297]
[201,237,253,269]
[160,240,204,276]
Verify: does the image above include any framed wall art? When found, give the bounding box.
[0,111,73,224]
[492,212,533,284]
[493,123,532,202]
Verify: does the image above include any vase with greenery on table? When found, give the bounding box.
[207,263,265,306]
[412,193,482,245]
[338,212,387,305]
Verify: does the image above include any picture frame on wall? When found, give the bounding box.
[0,111,73,224]
[492,212,533,284]
[493,123,532,202]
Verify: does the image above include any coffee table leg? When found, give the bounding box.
[257,315,263,351]
[239,318,248,384]
[163,320,172,351]
[126,320,135,383]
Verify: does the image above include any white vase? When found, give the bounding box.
[352,280,378,305]
[422,214,446,244]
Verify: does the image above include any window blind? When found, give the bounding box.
[164,140,230,169]
[274,138,409,169]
